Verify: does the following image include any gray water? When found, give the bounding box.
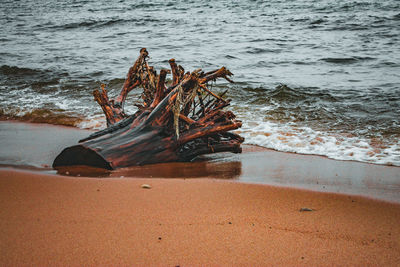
[1,0,400,165]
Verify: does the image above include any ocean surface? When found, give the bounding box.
[1,0,400,166]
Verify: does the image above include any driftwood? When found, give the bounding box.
[53,48,244,169]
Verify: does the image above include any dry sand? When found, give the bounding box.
[1,169,400,266]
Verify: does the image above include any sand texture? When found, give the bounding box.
[1,169,400,266]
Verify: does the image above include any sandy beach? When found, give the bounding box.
[1,169,400,266]
[1,121,400,265]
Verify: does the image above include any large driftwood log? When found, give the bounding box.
[53,48,244,169]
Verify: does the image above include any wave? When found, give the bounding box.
[238,84,337,104]
[320,57,375,64]
[310,19,326,25]
[246,47,283,54]
[0,108,83,127]
[0,65,69,79]
[314,1,398,12]
[239,121,400,167]
[0,65,46,76]
[48,18,128,30]
[44,17,165,31]
[0,65,69,91]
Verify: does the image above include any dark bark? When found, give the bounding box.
[53,48,244,169]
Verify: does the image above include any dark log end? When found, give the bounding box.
[53,145,113,170]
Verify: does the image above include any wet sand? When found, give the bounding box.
[1,121,400,265]
[1,169,400,266]
[0,121,92,169]
[1,121,400,202]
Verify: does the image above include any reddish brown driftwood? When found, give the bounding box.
[53,48,244,169]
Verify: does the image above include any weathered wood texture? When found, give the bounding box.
[53,48,244,169]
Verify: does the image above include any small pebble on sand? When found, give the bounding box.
[141,184,152,189]
[299,207,314,212]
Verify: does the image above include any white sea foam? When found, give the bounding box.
[238,119,400,166]
[77,115,106,130]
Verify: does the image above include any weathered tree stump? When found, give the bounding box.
[53,48,244,169]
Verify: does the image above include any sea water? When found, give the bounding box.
[1,0,399,165]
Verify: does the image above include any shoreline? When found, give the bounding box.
[2,166,400,206]
[1,168,399,265]
[2,118,399,168]
[1,120,400,203]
